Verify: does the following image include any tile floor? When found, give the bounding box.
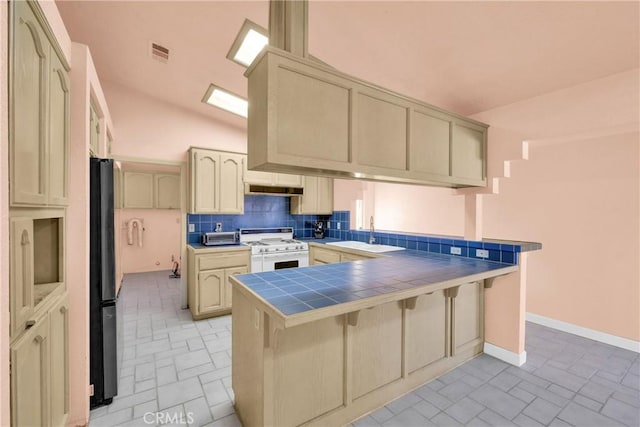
[90,271,639,426]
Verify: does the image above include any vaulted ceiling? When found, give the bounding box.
[56,1,639,130]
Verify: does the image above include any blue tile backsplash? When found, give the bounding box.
[188,201,536,265]
[187,195,347,244]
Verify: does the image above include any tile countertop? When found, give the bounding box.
[231,247,518,328]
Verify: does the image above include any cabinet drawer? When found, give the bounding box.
[197,252,249,271]
[313,248,341,264]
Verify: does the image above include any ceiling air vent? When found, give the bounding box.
[150,42,169,63]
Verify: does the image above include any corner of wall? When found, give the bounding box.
[1,2,11,426]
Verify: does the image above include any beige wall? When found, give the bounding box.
[67,42,117,426]
[103,80,247,162]
[119,209,182,274]
[1,2,10,425]
[475,70,639,342]
[334,70,640,344]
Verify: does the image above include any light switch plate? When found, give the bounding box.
[476,249,489,258]
[450,247,462,255]
[188,223,195,233]
[337,223,341,230]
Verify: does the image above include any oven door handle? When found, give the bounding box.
[262,251,308,260]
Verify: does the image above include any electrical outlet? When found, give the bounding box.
[216,222,222,232]
[326,221,330,229]
[188,223,195,233]
[476,249,489,258]
[337,222,341,230]
[450,247,462,255]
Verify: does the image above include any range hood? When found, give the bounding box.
[244,184,303,196]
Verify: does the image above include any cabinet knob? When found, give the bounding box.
[25,319,36,329]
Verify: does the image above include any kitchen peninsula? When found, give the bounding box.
[230,245,519,426]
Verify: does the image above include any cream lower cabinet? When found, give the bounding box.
[451,281,484,355]
[290,176,333,215]
[11,293,69,427]
[232,280,485,427]
[187,247,250,320]
[309,245,377,265]
[189,148,244,214]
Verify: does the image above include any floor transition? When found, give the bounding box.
[89,271,639,427]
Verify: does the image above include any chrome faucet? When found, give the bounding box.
[369,216,375,244]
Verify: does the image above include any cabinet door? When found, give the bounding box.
[219,154,244,214]
[198,270,225,314]
[10,218,34,336]
[11,316,50,427]
[155,174,181,209]
[411,110,451,177]
[291,176,317,214]
[191,149,219,213]
[89,103,100,157]
[452,282,484,355]
[405,291,447,373]
[48,51,69,206]
[11,0,49,205]
[49,295,69,427]
[274,173,303,187]
[316,177,334,214]
[225,266,249,308]
[123,172,154,209]
[451,123,485,183]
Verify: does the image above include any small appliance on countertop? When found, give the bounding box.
[314,221,325,239]
[201,231,239,246]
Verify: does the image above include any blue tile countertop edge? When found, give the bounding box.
[233,250,518,320]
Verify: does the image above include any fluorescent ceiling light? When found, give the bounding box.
[227,19,268,67]
[202,85,248,118]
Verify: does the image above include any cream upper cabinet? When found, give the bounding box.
[291,176,333,215]
[189,148,244,214]
[244,160,303,188]
[11,0,70,207]
[219,154,244,214]
[123,172,154,209]
[451,122,486,183]
[155,174,181,210]
[89,103,100,157]
[120,171,181,210]
[48,50,70,206]
[246,48,487,188]
[244,168,274,186]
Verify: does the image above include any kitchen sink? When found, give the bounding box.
[326,241,406,253]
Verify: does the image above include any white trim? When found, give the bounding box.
[526,313,640,353]
[484,342,527,366]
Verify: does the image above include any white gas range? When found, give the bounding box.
[239,227,309,273]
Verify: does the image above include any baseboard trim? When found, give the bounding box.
[484,342,527,366]
[526,312,640,353]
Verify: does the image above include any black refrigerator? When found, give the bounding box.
[89,157,118,408]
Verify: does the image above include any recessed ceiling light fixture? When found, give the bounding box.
[202,84,248,118]
[227,19,269,67]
